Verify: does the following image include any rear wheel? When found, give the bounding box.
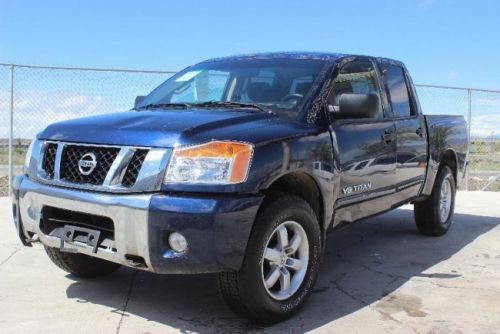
[218,195,322,324]
[414,165,456,236]
[44,246,121,278]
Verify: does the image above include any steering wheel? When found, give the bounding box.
[281,93,304,103]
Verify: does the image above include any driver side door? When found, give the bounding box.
[329,58,397,222]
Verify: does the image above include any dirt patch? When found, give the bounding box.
[0,176,8,197]
[375,293,428,319]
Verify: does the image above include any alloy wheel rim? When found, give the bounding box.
[439,178,452,223]
[261,220,309,301]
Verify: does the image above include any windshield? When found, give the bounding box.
[138,58,327,114]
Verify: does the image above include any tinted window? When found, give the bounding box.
[380,64,412,117]
[329,61,383,118]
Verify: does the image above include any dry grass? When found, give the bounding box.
[0,147,27,166]
[0,176,8,197]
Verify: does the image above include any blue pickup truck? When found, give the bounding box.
[12,52,468,323]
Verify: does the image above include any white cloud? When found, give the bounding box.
[475,97,500,107]
[0,89,116,139]
[448,71,458,81]
[417,0,435,8]
[57,95,92,109]
[470,114,500,138]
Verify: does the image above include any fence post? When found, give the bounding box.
[8,65,14,196]
[465,89,472,191]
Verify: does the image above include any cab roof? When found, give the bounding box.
[201,51,346,63]
[201,51,404,66]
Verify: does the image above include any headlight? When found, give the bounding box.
[164,141,253,184]
[23,139,36,173]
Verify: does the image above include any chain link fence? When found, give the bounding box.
[0,64,174,195]
[416,85,500,191]
[0,63,499,195]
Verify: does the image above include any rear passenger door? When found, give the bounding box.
[378,61,427,202]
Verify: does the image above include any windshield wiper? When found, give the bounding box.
[192,101,271,113]
[138,101,274,114]
[137,103,192,110]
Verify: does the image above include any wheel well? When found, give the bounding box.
[262,172,324,229]
[440,150,457,183]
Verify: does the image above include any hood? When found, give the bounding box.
[39,108,305,147]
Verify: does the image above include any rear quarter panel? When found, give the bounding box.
[420,115,468,196]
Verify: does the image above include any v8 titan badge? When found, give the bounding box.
[342,182,372,195]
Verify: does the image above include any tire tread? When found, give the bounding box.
[44,246,120,278]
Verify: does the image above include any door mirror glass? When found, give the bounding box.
[329,93,379,119]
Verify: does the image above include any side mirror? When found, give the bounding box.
[134,96,146,109]
[328,93,379,119]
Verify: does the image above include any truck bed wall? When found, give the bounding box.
[420,115,468,196]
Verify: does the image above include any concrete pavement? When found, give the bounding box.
[0,191,499,333]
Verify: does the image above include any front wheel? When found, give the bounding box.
[44,246,121,278]
[414,165,456,236]
[218,195,322,324]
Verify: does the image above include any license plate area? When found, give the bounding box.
[60,225,101,253]
[40,206,116,253]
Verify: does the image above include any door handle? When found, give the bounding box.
[416,127,424,137]
[381,129,395,144]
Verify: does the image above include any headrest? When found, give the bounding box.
[295,82,311,96]
[247,82,274,102]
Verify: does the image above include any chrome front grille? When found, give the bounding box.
[32,141,171,193]
[60,145,120,185]
[122,149,148,187]
[41,143,57,179]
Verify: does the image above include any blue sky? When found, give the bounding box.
[1,0,499,139]
[1,0,500,89]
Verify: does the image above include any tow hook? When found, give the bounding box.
[25,234,40,244]
[125,255,147,268]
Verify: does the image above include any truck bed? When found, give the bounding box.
[422,115,468,194]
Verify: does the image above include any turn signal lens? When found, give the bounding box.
[164,141,253,184]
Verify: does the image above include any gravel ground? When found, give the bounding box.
[0,176,7,197]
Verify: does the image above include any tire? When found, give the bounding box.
[218,194,322,324]
[414,165,456,236]
[44,246,121,278]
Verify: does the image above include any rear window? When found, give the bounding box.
[380,64,412,117]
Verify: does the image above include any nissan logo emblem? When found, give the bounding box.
[78,152,97,175]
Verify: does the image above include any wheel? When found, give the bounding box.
[414,165,456,236]
[44,246,121,278]
[218,194,322,324]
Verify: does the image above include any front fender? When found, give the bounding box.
[250,131,338,231]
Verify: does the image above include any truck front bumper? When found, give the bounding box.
[12,175,263,274]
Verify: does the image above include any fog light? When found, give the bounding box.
[168,232,188,253]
